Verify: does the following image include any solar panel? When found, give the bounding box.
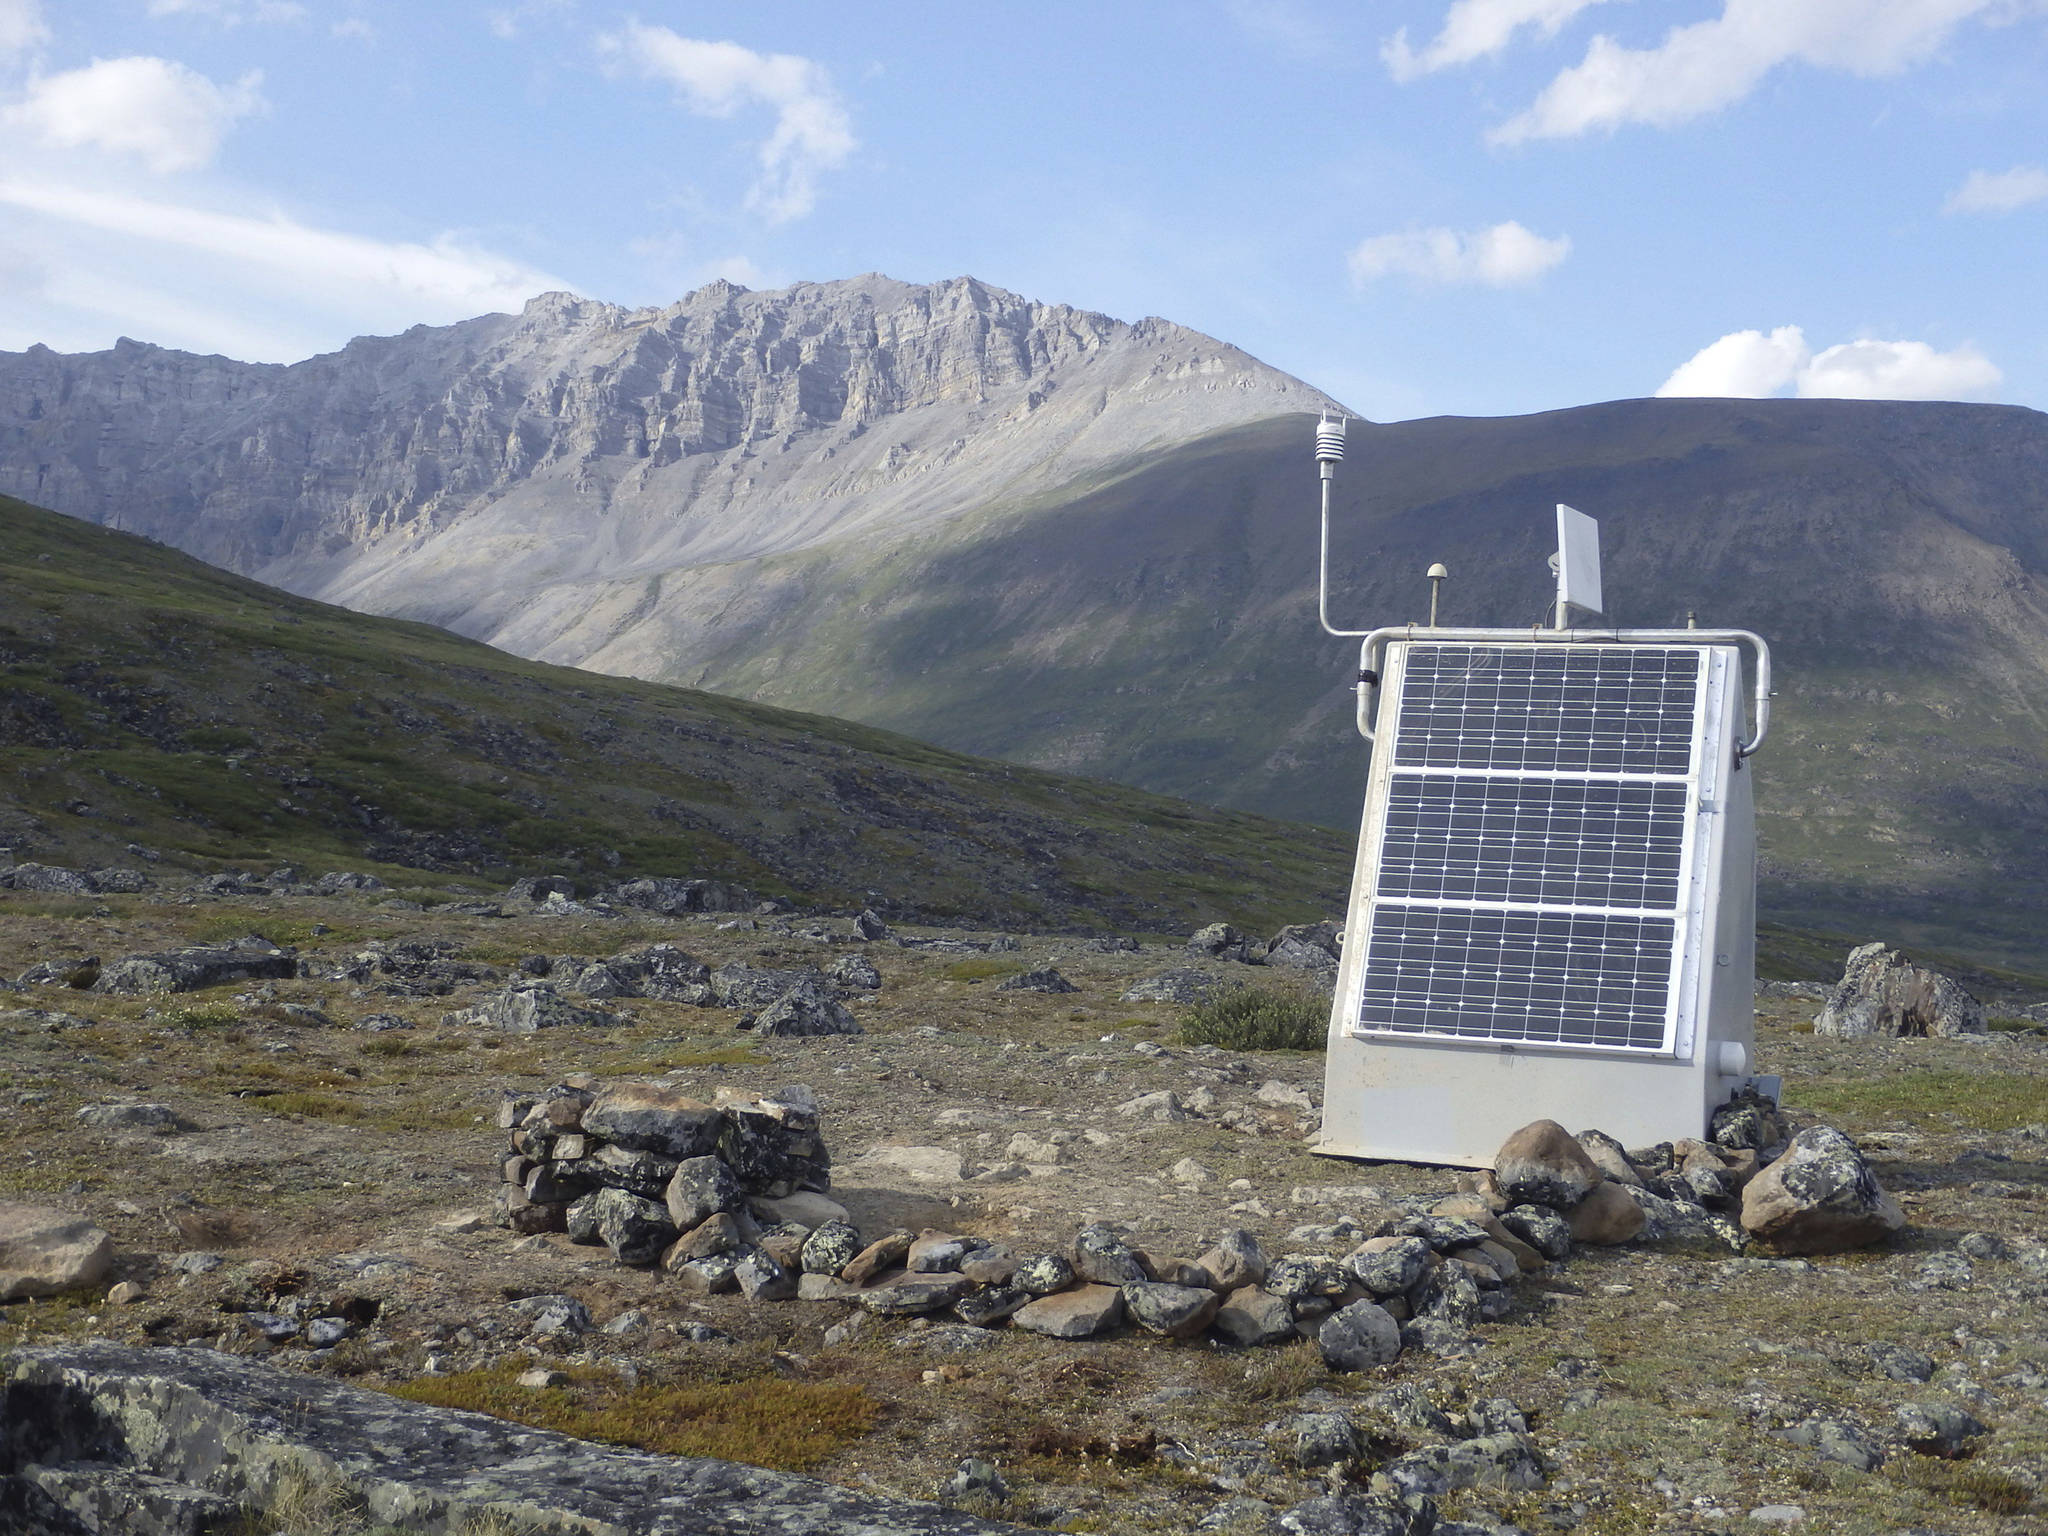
[1352,643,1708,1055]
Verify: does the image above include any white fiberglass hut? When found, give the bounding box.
[1309,416,1778,1167]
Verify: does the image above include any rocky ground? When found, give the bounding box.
[1,877,2045,1536]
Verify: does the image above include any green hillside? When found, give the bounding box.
[654,403,2048,968]
[0,493,1352,933]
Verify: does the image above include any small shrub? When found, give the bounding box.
[1887,1456,2035,1514]
[162,1000,242,1030]
[945,957,1026,982]
[1180,986,1329,1052]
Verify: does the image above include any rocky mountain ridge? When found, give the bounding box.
[0,274,1341,645]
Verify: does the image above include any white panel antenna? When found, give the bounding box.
[1554,502,1603,624]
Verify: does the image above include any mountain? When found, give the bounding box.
[0,492,1352,934]
[5,280,2048,965]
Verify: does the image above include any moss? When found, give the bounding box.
[944,957,1028,982]
[1793,1070,2048,1132]
[384,1365,881,1471]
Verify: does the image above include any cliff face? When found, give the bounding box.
[0,274,1340,632]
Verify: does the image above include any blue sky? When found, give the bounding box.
[3,0,2046,421]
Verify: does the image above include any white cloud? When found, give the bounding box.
[1945,164,2048,213]
[0,179,569,332]
[1657,325,2003,400]
[0,0,48,58]
[330,17,375,42]
[1799,337,2002,398]
[1348,220,1571,286]
[6,56,265,173]
[1655,325,1810,396]
[596,24,854,223]
[1383,0,1617,81]
[1223,0,1338,61]
[146,0,307,21]
[1493,0,2002,144]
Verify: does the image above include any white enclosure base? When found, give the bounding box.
[1317,1037,1751,1169]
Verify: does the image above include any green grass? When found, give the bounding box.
[1793,1070,2048,1133]
[386,1365,880,1471]
[944,957,1028,982]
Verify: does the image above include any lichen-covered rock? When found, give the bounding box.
[449,981,611,1032]
[1121,1281,1220,1338]
[1710,1087,1786,1151]
[1740,1126,1905,1255]
[1373,1433,1545,1500]
[829,953,883,990]
[733,1247,799,1303]
[1118,969,1221,1005]
[1494,1120,1603,1209]
[1623,1186,1746,1254]
[753,983,862,1038]
[665,1155,745,1230]
[1013,1252,1074,1295]
[1815,943,1985,1039]
[1212,1286,1295,1347]
[91,936,297,996]
[1290,1411,1359,1468]
[586,1187,677,1267]
[1,1343,1021,1535]
[801,1220,863,1275]
[716,1091,831,1196]
[1072,1224,1147,1286]
[843,1231,914,1285]
[712,964,828,1009]
[953,1285,1031,1328]
[1318,1300,1402,1371]
[0,1204,115,1301]
[1497,1205,1572,1261]
[1264,1255,1348,1301]
[1345,1236,1432,1297]
[858,1275,972,1317]
[1194,1229,1267,1292]
[995,968,1077,994]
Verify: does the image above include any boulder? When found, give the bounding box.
[449,982,610,1032]
[581,1085,723,1159]
[716,1092,831,1196]
[1121,1281,1220,1338]
[1621,1186,1746,1253]
[1710,1087,1786,1151]
[1,863,97,894]
[1072,1224,1147,1286]
[0,1204,115,1300]
[665,1155,745,1230]
[585,1188,677,1267]
[1212,1286,1296,1347]
[1740,1126,1905,1255]
[1494,1120,1604,1209]
[1012,1284,1126,1339]
[1345,1236,1432,1297]
[1814,943,1985,1039]
[1118,969,1222,1005]
[995,968,1077,994]
[1318,1300,1402,1371]
[1194,1230,1267,1292]
[1013,1252,1074,1295]
[711,964,827,1009]
[752,983,862,1038]
[1186,923,1252,962]
[1573,1129,1644,1186]
[92,937,297,996]
[1565,1182,1645,1245]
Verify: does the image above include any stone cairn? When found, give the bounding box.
[496,1080,1907,1371]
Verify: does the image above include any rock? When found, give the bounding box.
[670,1254,741,1294]
[450,982,611,1032]
[1864,1342,1935,1383]
[1121,1282,1221,1338]
[1895,1402,1988,1457]
[797,1272,860,1302]
[1776,1416,1882,1472]
[1278,1493,1434,1536]
[1072,1224,1147,1286]
[1494,1120,1603,1209]
[1573,1129,1643,1186]
[958,1250,1017,1286]
[940,1457,1006,1503]
[1186,923,1251,962]
[1740,1127,1905,1255]
[73,1102,184,1134]
[506,1294,591,1336]
[581,944,715,1003]
[752,1190,851,1228]
[715,1090,832,1197]
[753,983,862,1038]
[2,862,97,894]
[800,1220,864,1275]
[1373,1434,1545,1499]
[1408,1264,1482,1330]
[664,1155,745,1230]
[953,1285,1032,1327]
[1113,1090,1186,1122]
[496,1185,568,1235]
[995,968,1077,994]
[105,1280,146,1307]
[1256,1080,1315,1112]
[1170,1158,1214,1189]
[1346,1236,1432,1297]
[712,964,829,1009]
[1013,1252,1074,1295]
[829,953,883,990]
[1211,1286,1295,1347]
[606,877,755,916]
[1261,1255,1345,1301]
[733,1247,799,1302]
[578,1144,679,1198]
[666,1213,746,1263]
[585,1188,677,1267]
[906,1231,976,1273]
[1119,970,1221,1005]
[92,936,297,996]
[0,1204,115,1301]
[1565,1182,1645,1245]
[1194,1230,1267,1292]
[1319,1300,1402,1370]
[843,1231,914,1285]
[6,1341,1030,1533]
[1359,1384,1457,1438]
[1710,1087,1786,1151]
[1622,1186,1745,1252]
[1290,1411,1360,1468]
[1012,1284,1126,1338]
[1814,943,1986,1038]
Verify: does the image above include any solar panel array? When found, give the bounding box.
[1356,644,1706,1053]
